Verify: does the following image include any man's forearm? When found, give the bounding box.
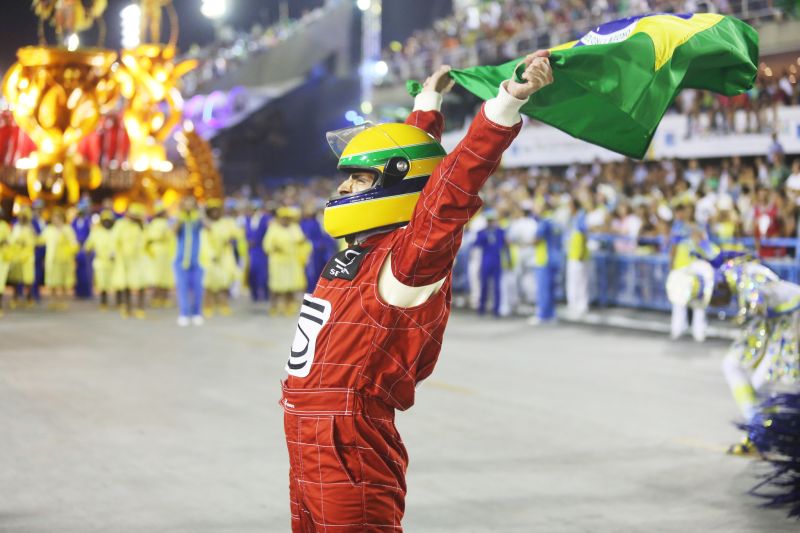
[390,84,528,287]
[405,91,444,140]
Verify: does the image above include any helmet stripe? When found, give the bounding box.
[339,143,446,169]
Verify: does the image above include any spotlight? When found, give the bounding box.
[121,4,141,49]
[201,0,227,19]
[67,33,80,51]
[374,61,389,77]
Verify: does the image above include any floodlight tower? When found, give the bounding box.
[358,0,381,121]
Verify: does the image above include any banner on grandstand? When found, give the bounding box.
[439,107,800,167]
[420,13,759,160]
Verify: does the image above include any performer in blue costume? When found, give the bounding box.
[529,200,559,324]
[72,199,93,299]
[30,199,46,302]
[473,209,510,317]
[243,200,269,302]
[174,196,205,327]
[299,203,337,292]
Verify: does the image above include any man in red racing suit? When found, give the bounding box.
[281,52,554,531]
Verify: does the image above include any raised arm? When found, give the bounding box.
[390,51,553,287]
[404,65,453,140]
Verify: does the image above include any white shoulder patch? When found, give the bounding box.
[377,252,445,308]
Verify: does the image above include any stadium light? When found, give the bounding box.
[356,0,371,11]
[201,0,227,19]
[121,4,141,49]
[66,33,80,51]
[373,60,388,77]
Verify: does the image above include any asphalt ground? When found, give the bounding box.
[0,300,796,532]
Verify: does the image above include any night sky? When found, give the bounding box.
[0,0,453,70]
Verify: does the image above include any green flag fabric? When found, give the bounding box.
[413,13,759,159]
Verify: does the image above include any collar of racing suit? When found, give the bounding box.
[349,225,403,246]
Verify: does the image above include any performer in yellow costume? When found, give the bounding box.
[201,199,243,316]
[145,202,175,308]
[84,209,116,310]
[112,203,148,319]
[262,206,310,316]
[8,206,37,308]
[39,209,79,310]
[223,198,247,295]
[0,207,11,316]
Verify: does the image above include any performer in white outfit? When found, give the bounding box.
[506,203,538,306]
[464,211,487,310]
[565,198,590,317]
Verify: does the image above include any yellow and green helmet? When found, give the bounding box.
[323,122,446,238]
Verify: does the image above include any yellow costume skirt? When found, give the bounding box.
[112,257,147,290]
[0,261,9,288]
[45,260,76,289]
[93,259,114,293]
[8,258,34,285]
[150,253,175,289]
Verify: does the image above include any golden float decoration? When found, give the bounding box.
[3,0,117,204]
[114,0,197,205]
[117,44,196,173]
[0,0,213,210]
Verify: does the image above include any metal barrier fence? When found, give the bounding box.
[452,234,800,314]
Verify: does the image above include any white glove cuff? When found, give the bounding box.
[413,91,443,112]
[484,80,529,127]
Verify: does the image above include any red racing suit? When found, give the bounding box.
[281,102,522,532]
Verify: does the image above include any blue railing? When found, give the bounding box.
[452,234,800,314]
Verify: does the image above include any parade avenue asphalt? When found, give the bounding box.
[0,301,796,532]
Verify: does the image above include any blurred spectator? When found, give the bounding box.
[565,197,590,317]
[754,185,786,257]
[611,202,642,254]
[785,159,800,195]
[768,132,785,166]
[473,210,510,317]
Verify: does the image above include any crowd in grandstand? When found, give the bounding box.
[480,153,800,250]
[181,4,326,94]
[383,0,789,82]
[256,148,800,250]
[380,0,798,135]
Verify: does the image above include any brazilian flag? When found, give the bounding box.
[414,13,759,159]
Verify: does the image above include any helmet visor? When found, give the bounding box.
[325,123,374,158]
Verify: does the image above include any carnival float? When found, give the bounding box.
[0,0,223,215]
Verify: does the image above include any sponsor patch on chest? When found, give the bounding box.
[286,294,332,378]
[321,245,371,281]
